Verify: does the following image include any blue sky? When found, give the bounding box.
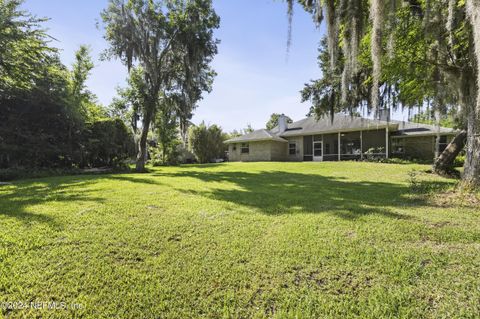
[21,0,322,131]
[22,0,410,132]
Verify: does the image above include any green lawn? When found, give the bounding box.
[0,162,479,318]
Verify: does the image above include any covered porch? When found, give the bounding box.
[301,128,390,161]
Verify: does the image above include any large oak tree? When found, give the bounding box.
[101,0,219,171]
[290,0,480,187]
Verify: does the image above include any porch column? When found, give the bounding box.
[322,134,324,159]
[385,126,389,159]
[360,130,363,160]
[338,132,341,161]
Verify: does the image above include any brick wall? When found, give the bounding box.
[228,141,287,162]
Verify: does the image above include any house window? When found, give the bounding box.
[233,145,237,151]
[392,138,405,154]
[241,143,249,154]
[289,143,296,155]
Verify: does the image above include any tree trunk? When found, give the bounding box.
[464,0,480,187]
[433,130,466,174]
[463,111,480,187]
[135,106,154,172]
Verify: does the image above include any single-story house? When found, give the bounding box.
[225,114,457,162]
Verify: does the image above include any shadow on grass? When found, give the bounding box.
[0,177,108,227]
[0,171,170,226]
[106,175,164,185]
[1,167,445,224]
[154,170,419,220]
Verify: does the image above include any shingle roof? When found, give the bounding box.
[226,114,457,143]
[278,114,395,137]
[225,129,288,143]
[390,120,456,137]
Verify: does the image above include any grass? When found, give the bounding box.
[0,162,479,318]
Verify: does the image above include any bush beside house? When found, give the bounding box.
[188,122,227,163]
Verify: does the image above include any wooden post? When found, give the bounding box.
[360,130,363,160]
[385,126,389,159]
[338,132,341,161]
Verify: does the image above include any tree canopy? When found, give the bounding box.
[0,0,133,170]
[290,0,480,187]
[101,0,219,171]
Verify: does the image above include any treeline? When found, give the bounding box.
[0,0,228,172]
[0,1,134,170]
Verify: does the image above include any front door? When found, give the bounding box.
[313,140,323,161]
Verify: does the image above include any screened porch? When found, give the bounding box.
[301,129,389,161]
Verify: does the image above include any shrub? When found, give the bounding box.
[188,122,226,164]
[149,142,181,166]
[177,145,196,164]
[82,118,135,168]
